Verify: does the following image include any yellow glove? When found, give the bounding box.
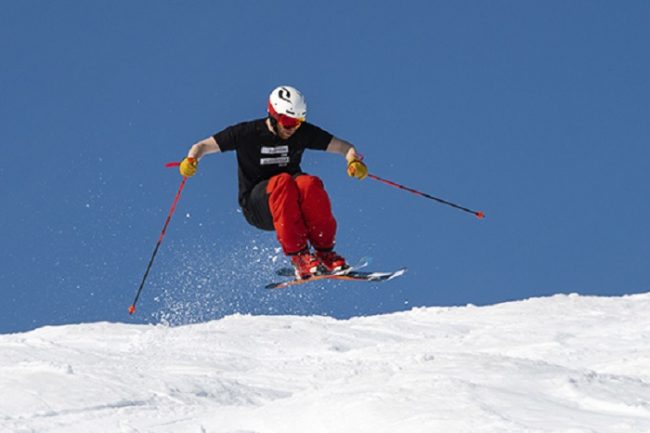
[179,157,198,177]
[347,158,368,180]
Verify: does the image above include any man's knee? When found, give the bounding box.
[266,173,296,194]
[295,174,325,193]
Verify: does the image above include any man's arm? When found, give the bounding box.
[326,136,368,180]
[179,136,221,177]
[326,136,361,162]
[187,136,221,160]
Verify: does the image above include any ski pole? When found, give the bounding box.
[129,172,188,315]
[367,173,485,219]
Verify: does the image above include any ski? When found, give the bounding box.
[265,264,406,290]
[274,257,372,278]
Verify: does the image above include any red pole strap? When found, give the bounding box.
[367,173,485,219]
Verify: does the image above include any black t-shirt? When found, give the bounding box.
[213,118,333,207]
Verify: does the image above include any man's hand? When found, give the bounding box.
[347,158,368,180]
[179,157,198,177]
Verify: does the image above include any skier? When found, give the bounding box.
[179,85,368,279]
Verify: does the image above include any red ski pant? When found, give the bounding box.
[266,173,337,255]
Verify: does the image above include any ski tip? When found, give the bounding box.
[476,211,485,219]
[358,256,373,267]
[128,305,136,315]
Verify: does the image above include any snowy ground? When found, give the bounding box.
[2,293,650,433]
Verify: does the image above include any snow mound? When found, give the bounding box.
[2,293,650,433]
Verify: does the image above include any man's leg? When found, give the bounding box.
[266,173,309,255]
[243,179,275,231]
[294,175,348,272]
[294,175,337,251]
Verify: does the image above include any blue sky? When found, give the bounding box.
[2,1,649,333]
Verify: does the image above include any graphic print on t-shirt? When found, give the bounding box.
[260,145,290,166]
[260,156,290,166]
[261,145,289,155]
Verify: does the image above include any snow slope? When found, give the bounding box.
[2,293,650,433]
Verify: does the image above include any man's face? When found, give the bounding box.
[277,122,301,140]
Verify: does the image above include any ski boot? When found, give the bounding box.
[315,250,349,274]
[290,250,321,279]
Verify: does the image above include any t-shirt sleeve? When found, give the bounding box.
[303,123,333,151]
[212,123,245,152]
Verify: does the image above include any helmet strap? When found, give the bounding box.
[268,115,279,134]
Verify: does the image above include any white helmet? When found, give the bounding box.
[267,85,307,120]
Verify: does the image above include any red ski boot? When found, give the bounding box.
[290,250,321,279]
[315,250,349,274]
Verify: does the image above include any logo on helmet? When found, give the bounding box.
[278,87,292,103]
